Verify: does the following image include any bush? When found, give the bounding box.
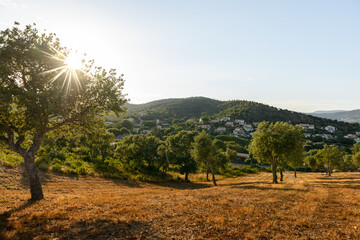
[52,163,63,173]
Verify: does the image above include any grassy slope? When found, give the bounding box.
[1,168,360,239]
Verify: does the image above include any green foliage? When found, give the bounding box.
[352,152,360,168]
[215,135,250,146]
[315,145,344,175]
[0,148,23,168]
[249,121,305,183]
[115,135,162,172]
[164,130,197,181]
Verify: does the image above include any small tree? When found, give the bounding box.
[192,130,218,186]
[0,23,126,200]
[315,145,343,176]
[164,130,197,181]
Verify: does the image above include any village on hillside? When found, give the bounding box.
[106,113,360,143]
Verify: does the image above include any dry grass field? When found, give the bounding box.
[1,167,360,240]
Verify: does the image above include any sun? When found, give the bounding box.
[65,52,83,70]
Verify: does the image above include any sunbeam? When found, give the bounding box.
[40,48,85,93]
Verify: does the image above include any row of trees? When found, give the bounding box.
[304,143,360,176]
[115,130,236,186]
[250,121,360,183]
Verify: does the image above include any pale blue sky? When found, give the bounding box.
[1,0,359,112]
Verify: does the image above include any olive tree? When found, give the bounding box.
[249,121,305,183]
[0,23,126,200]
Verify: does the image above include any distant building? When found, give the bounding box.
[225,121,234,127]
[243,124,253,132]
[234,119,245,125]
[325,126,336,133]
[233,128,245,136]
[200,125,211,130]
[304,133,311,138]
[356,132,360,136]
[236,153,250,161]
[214,127,227,133]
[299,124,315,130]
[156,125,162,130]
[220,117,231,122]
[127,118,135,123]
[345,134,358,139]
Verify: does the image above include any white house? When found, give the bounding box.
[214,127,227,133]
[345,134,358,139]
[243,124,253,132]
[235,119,245,125]
[225,121,234,127]
[220,117,231,122]
[200,125,211,130]
[304,133,311,138]
[233,128,245,136]
[325,126,336,133]
[299,124,315,130]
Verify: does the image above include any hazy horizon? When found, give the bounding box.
[1,0,359,112]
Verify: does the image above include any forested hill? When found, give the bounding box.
[125,97,223,119]
[121,97,359,132]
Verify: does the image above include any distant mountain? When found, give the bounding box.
[311,110,348,114]
[310,109,360,123]
[119,97,360,134]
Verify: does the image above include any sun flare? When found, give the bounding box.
[65,52,83,70]
[40,48,86,93]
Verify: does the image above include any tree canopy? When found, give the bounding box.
[249,121,305,183]
[0,23,127,200]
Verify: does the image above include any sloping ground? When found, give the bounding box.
[1,167,360,239]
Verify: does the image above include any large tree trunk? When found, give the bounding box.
[24,152,44,201]
[206,168,209,181]
[210,167,217,186]
[280,168,283,181]
[328,166,332,176]
[272,161,278,184]
[294,168,297,178]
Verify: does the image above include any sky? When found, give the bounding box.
[1,0,359,112]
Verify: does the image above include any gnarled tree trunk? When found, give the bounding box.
[23,152,44,201]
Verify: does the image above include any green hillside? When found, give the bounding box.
[107,97,360,134]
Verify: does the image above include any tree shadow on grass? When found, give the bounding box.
[150,181,212,190]
[2,214,154,240]
[228,183,309,192]
[0,200,35,239]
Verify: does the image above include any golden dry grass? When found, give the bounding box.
[1,167,360,239]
